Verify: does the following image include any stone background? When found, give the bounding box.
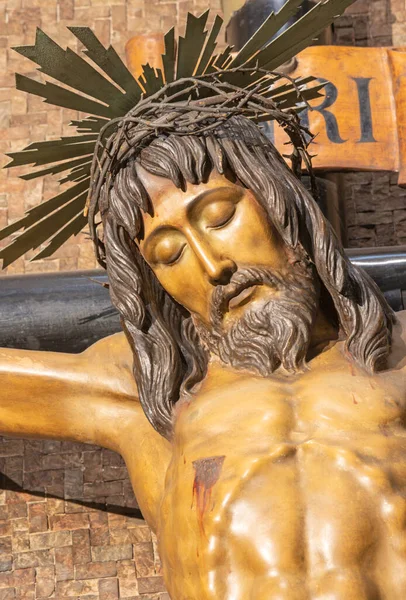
[0,0,405,598]
[334,0,406,248]
[0,0,221,276]
[0,439,167,599]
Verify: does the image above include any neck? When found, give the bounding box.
[307,309,339,360]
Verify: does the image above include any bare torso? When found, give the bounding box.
[159,318,406,600]
[1,314,405,600]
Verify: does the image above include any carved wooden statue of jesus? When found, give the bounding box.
[0,5,405,598]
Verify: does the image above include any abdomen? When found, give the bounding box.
[159,439,406,600]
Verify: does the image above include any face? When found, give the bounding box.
[137,166,293,326]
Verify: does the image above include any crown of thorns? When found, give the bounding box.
[88,68,319,266]
[0,0,354,268]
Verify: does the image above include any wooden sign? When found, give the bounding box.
[125,33,165,80]
[268,46,406,184]
[125,37,406,184]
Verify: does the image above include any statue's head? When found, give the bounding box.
[99,115,394,440]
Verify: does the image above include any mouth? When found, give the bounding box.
[227,285,257,310]
[210,269,271,326]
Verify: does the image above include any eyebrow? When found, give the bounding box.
[185,186,241,218]
[142,186,241,249]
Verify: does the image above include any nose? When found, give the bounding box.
[186,230,236,286]
[208,259,237,286]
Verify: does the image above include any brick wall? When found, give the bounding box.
[0,0,221,276]
[0,438,168,599]
[391,0,406,45]
[334,0,393,46]
[333,0,406,248]
[344,171,406,247]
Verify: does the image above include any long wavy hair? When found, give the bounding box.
[100,116,394,440]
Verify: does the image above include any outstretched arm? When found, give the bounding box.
[390,310,406,370]
[0,332,135,447]
[0,333,172,529]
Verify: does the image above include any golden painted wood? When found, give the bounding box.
[0,336,171,530]
[1,319,406,598]
[161,327,406,599]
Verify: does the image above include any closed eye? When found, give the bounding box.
[159,243,186,266]
[208,206,236,230]
[203,199,237,230]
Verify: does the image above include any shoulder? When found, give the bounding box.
[394,310,406,347]
[396,310,406,335]
[389,311,406,370]
[82,331,133,362]
[81,332,139,400]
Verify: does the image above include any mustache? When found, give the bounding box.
[195,262,320,376]
[210,266,290,327]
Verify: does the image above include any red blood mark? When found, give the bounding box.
[192,456,225,535]
[349,362,357,377]
[177,399,191,415]
[352,393,358,405]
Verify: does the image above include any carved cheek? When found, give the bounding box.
[224,207,278,265]
[154,263,212,321]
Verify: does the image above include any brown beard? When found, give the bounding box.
[194,263,320,376]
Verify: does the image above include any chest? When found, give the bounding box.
[159,354,406,597]
[173,357,405,460]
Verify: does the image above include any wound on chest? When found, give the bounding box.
[192,456,225,532]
